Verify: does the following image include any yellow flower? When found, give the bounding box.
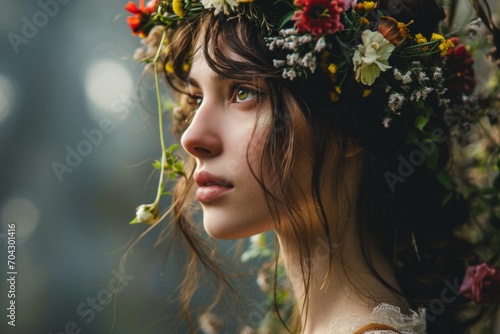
[172,0,185,18]
[430,33,444,41]
[439,39,455,56]
[182,63,191,72]
[328,63,337,74]
[414,33,427,44]
[165,62,174,73]
[363,89,372,97]
[329,86,342,102]
[358,17,369,26]
[363,1,376,11]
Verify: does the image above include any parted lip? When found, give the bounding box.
[194,170,233,188]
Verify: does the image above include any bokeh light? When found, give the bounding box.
[0,73,17,123]
[1,195,40,243]
[84,59,133,119]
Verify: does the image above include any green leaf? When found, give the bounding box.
[129,217,141,225]
[167,143,179,152]
[442,192,453,206]
[278,11,294,29]
[152,160,162,170]
[436,170,453,191]
[414,114,430,131]
[425,148,439,170]
[404,130,418,144]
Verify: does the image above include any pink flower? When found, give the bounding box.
[343,0,357,10]
[292,0,345,38]
[459,263,500,304]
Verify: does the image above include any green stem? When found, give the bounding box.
[152,29,168,207]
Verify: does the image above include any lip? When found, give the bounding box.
[194,170,233,203]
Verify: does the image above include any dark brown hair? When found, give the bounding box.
[155,1,474,332]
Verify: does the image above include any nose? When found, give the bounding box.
[181,101,222,159]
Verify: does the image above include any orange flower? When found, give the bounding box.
[358,17,369,26]
[378,16,411,46]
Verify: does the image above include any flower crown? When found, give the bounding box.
[124,0,500,318]
[126,0,459,128]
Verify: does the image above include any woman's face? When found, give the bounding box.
[180,50,276,239]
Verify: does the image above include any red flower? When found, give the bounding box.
[125,0,158,37]
[292,0,345,38]
[443,40,476,103]
[459,263,500,304]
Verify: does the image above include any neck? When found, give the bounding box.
[276,227,408,334]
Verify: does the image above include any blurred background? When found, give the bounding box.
[0,1,260,333]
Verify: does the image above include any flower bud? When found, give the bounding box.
[135,204,158,224]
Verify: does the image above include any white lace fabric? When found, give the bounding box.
[327,303,426,334]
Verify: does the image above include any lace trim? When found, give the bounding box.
[326,303,426,334]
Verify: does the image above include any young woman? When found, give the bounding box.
[124,0,499,333]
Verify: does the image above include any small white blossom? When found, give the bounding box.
[394,68,403,81]
[385,85,392,93]
[418,72,428,84]
[388,92,405,112]
[299,35,312,44]
[433,67,442,81]
[201,0,237,15]
[300,52,317,73]
[286,53,300,66]
[273,59,286,68]
[266,41,276,50]
[410,91,421,101]
[136,204,155,224]
[401,71,412,84]
[411,87,433,101]
[382,117,392,128]
[353,30,395,86]
[285,40,298,50]
[283,69,297,80]
[314,36,326,52]
[280,28,298,37]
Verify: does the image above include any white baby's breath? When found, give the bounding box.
[201,0,237,15]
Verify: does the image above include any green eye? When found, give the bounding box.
[237,89,249,101]
[235,87,260,103]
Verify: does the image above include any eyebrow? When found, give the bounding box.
[187,71,229,88]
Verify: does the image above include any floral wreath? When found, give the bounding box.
[124,0,500,327]
[125,0,460,128]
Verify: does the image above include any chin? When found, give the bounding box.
[203,215,272,240]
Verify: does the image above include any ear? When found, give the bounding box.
[344,140,363,157]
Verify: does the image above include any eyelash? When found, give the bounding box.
[228,83,263,104]
[188,83,264,108]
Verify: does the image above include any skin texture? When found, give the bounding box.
[182,49,409,333]
[181,50,275,239]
